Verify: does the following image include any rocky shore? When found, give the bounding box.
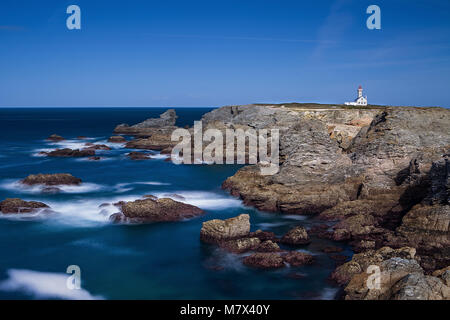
[117,104,449,299]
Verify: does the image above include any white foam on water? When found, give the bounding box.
[256,222,289,229]
[48,140,88,150]
[153,191,243,210]
[0,180,104,194]
[318,287,338,300]
[31,148,54,157]
[149,153,169,160]
[44,195,142,226]
[0,269,104,300]
[283,215,308,221]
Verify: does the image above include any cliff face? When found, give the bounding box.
[206,104,449,274]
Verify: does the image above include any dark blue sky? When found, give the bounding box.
[1,0,449,107]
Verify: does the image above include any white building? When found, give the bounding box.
[345,85,367,106]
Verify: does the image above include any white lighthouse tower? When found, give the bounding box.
[345,85,368,106]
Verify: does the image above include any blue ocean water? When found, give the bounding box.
[0,107,348,300]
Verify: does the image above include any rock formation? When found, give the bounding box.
[21,173,82,186]
[0,198,49,214]
[110,197,204,223]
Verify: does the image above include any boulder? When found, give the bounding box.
[243,253,285,269]
[21,173,82,186]
[200,214,250,244]
[282,251,314,266]
[256,240,281,252]
[281,226,310,245]
[221,237,261,253]
[0,198,49,214]
[118,197,204,223]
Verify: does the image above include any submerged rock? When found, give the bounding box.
[21,173,82,186]
[0,198,49,214]
[46,134,65,141]
[200,214,250,244]
[114,197,204,223]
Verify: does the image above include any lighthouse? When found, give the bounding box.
[345,85,368,106]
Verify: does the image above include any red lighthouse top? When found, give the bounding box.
[358,85,362,89]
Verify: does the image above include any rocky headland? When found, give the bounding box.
[116,103,449,299]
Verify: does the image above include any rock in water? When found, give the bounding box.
[243,253,285,269]
[281,226,310,245]
[0,198,49,214]
[21,173,82,186]
[200,214,250,244]
[45,148,95,157]
[221,237,261,253]
[108,135,126,143]
[127,152,151,160]
[46,134,65,141]
[115,198,204,223]
[282,251,314,266]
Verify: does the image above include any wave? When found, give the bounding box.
[0,180,104,194]
[152,191,242,210]
[0,269,104,300]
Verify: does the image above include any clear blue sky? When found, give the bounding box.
[0,0,449,107]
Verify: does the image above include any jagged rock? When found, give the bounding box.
[331,246,416,286]
[281,226,310,245]
[344,257,424,300]
[114,110,178,134]
[256,240,281,252]
[117,198,204,223]
[41,187,61,194]
[0,198,49,214]
[45,148,95,157]
[88,156,101,161]
[46,134,65,141]
[21,173,82,186]
[83,144,111,151]
[282,251,314,266]
[132,109,178,128]
[391,273,450,300]
[200,214,250,244]
[243,253,285,269]
[221,237,261,253]
[108,136,126,143]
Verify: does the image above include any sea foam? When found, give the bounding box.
[0,269,104,300]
